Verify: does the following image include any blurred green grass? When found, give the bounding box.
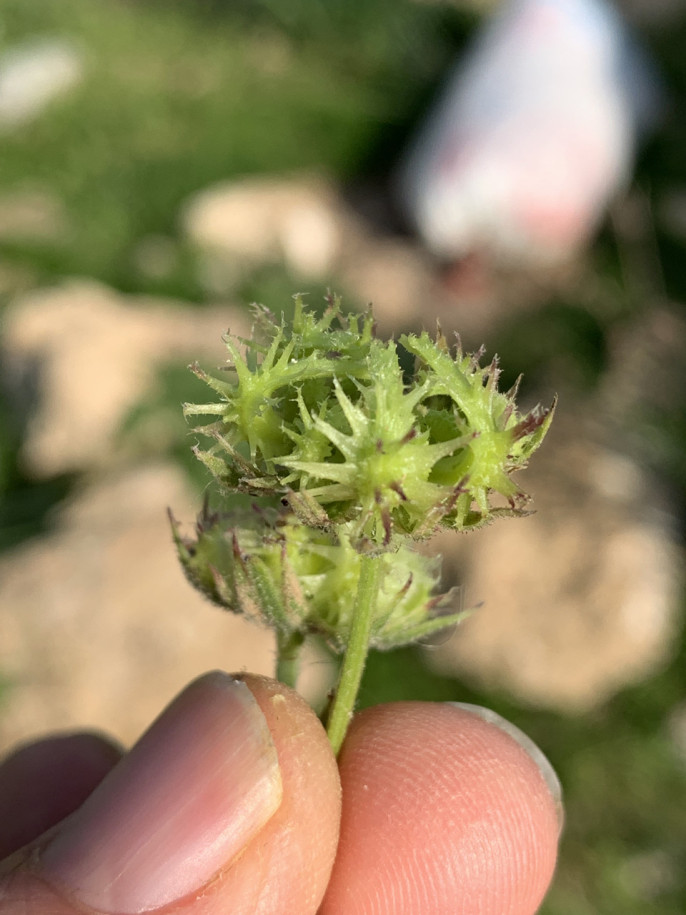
[0,0,468,294]
[0,1,685,912]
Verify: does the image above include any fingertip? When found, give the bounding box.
[229,674,342,910]
[31,673,340,915]
[449,702,563,835]
[322,701,560,915]
[164,673,342,914]
[0,732,123,860]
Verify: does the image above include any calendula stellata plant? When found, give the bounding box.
[171,294,555,753]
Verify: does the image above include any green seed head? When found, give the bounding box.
[185,295,555,548]
[170,501,469,651]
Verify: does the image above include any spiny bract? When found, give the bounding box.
[170,501,466,651]
[184,294,555,549]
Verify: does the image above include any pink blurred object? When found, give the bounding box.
[397,0,662,266]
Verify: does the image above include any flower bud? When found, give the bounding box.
[185,296,555,547]
[170,502,470,651]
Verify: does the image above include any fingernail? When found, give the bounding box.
[38,671,282,914]
[449,703,564,832]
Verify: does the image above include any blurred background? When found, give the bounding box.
[0,0,685,910]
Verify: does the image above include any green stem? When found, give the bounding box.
[326,552,382,755]
[276,630,305,689]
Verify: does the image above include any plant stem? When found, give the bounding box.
[276,630,305,689]
[326,552,382,755]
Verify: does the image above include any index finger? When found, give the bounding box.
[322,701,562,915]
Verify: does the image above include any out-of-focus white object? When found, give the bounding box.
[0,39,83,129]
[398,0,662,266]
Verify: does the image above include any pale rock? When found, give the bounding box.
[1,279,251,477]
[0,39,83,129]
[0,462,274,752]
[182,176,341,280]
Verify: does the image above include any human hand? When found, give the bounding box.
[0,671,562,914]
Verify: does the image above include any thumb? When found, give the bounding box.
[0,672,341,915]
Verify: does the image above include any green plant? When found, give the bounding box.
[171,294,555,752]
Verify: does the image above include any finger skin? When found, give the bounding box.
[0,684,559,915]
[320,702,560,915]
[0,733,123,860]
[190,674,341,914]
[0,675,341,915]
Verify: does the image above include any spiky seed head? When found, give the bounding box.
[185,295,555,547]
